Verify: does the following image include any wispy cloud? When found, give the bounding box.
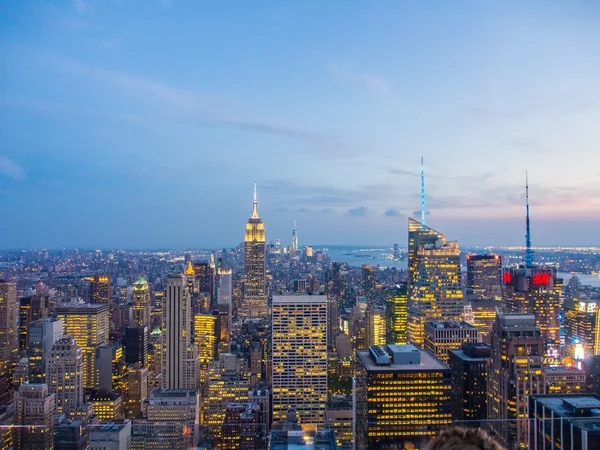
[347,206,368,217]
[329,64,393,96]
[0,156,26,181]
[384,208,403,217]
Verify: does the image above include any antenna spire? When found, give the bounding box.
[251,180,259,218]
[421,156,426,229]
[253,179,257,203]
[525,171,534,268]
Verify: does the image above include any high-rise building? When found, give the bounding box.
[48,336,84,419]
[272,294,327,425]
[194,262,211,295]
[218,267,233,306]
[28,317,63,383]
[424,320,479,364]
[89,420,132,450]
[448,342,490,425]
[529,394,600,450]
[132,277,151,330]
[19,294,49,353]
[355,344,452,450]
[365,305,386,348]
[248,386,270,433]
[96,345,127,393]
[57,303,110,389]
[194,313,217,364]
[162,274,198,390]
[487,312,545,449]
[242,182,267,320]
[361,264,376,300]
[126,365,148,419]
[502,267,562,358]
[406,218,464,346]
[90,275,111,304]
[466,254,502,300]
[14,383,55,450]
[0,280,18,384]
[291,221,298,254]
[543,366,586,395]
[583,355,600,395]
[385,284,408,345]
[564,298,600,363]
[124,326,148,367]
[222,402,262,450]
[89,391,123,421]
[470,300,500,345]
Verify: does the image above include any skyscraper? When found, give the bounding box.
[466,254,502,300]
[563,297,600,363]
[361,264,376,301]
[242,182,267,320]
[124,326,148,367]
[14,383,55,450]
[162,274,197,390]
[194,313,217,364]
[48,336,84,419]
[291,220,298,254]
[365,305,386,348]
[0,280,18,383]
[385,284,408,345]
[487,312,545,449]
[90,275,111,304]
[28,317,63,384]
[132,277,151,330]
[406,218,464,346]
[424,320,479,364]
[57,303,110,389]
[272,294,327,425]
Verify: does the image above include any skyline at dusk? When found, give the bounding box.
[2,1,599,248]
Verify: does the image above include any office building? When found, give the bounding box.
[365,305,386,348]
[529,394,600,450]
[0,280,18,384]
[424,320,479,364]
[124,326,148,367]
[28,317,63,383]
[449,342,490,425]
[324,407,353,449]
[564,298,600,363]
[222,402,263,450]
[90,275,111,304]
[406,218,464,346]
[125,365,148,419]
[13,357,29,390]
[361,264,376,300]
[502,267,562,358]
[48,336,84,419]
[466,254,502,300]
[54,418,89,450]
[20,294,49,352]
[218,267,233,306]
[488,312,545,449]
[96,345,127,393]
[242,182,268,320]
[272,294,327,425]
[355,344,452,450]
[89,391,123,421]
[57,303,110,389]
[583,355,600,394]
[269,409,338,450]
[194,313,217,363]
[248,386,271,433]
[206,373,249,437]
[385,284,408,346]
[215,305,232,348]
[162,274,198,390]
[543,366,586,394]
[14,383,55,450]
[89,420,132,450]
[132,277,151,330]
[470,300,500,345]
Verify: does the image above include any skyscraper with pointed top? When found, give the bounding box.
[291,221,298,253]
[242,181,268,319]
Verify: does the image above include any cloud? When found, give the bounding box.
[390,168,418,176]
[346,207,367,217]
[329,64,393,96]
[0,156,25,181]
[384,208,402,217]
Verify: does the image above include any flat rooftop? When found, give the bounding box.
[357,347,448,372]
[531,395,600,431]
[450,349,490,362]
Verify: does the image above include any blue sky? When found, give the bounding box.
[1,0,599,249]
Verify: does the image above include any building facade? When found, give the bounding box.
[466,254,502,300]
[48,336,84,419]
[385,284,408,346]
[90,275,111,304]
[14,383,55,450]
[28,317,63,384]
[424,320,479,364]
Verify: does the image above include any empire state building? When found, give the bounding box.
[242,182,268,319]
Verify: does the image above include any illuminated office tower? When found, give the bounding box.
[487,312,545,449]
[126,364,148,419]
[185,261,197,295]
[124,326,148,367]
[361,264,376,300]
[221,402,262,450]
[466,254,502,300]
[502,267,562,358]
[14,383,55,450]
[242,182,268,320]
[564,297,600,363]
[90,275,111,304]
[88,391,123,421]
[366,305,386,348]
[385,284,408,345]
[96,345,127,393]
[147,327,162,389]
[218,267,233,306]
[449,342,490,425]
[132,277,151,330]
[542,365,586,394]
[194,262,211,295]
[355,344,452,450]
[406,218,464,346]
[194,313,217,381]
[48,336,84,419]
[162,274,198,390]
[57,303,110,389]
[470,300,500,345]
[205,373,249,438]
[272,294,327,425]
[424,320,478,364]
[28,317,63,383]
[19,297,31,352]
[0,280,18,384]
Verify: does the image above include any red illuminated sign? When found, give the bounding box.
[503,272,511,283]
[532,273,550,285]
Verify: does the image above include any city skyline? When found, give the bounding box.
[2,1,600,248]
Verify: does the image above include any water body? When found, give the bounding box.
[318,245,408,270]
[557,272,600,288]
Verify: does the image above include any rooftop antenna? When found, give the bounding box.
[421,156,426,229]
[251,179,259,218]
[525,171,534,268]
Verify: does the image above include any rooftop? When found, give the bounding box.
[531,395,600,431]
[358,345,448,372]
[425,320,476,329]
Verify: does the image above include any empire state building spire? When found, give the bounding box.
[251,179,260,219]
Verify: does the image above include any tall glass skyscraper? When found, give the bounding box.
[406,218,464,346]
[386,284,408,345]
[242,183,267,319]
